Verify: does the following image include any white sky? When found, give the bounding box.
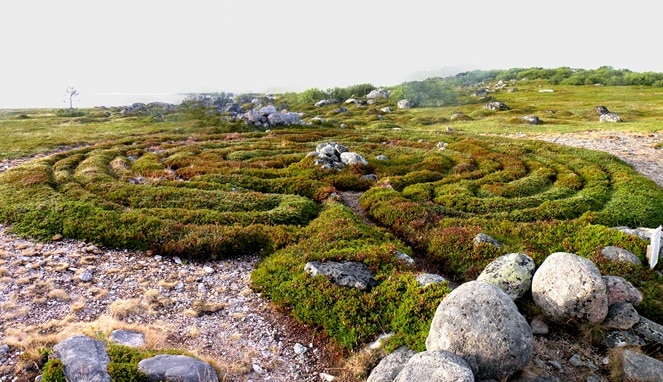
[1,0,660,108]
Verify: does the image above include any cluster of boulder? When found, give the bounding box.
[49,331,217,382]
[306,142,369,171]
[119,102,177,117]
[241,104,304,128]
[327,229,662,382]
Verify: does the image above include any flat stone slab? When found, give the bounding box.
[304,261,376,290]
[138,354,218,382]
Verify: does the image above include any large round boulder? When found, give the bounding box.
[425,281,532,381]
[477,253,535,300]
[531,252,609,325]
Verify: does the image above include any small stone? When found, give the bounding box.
[0,344,9,356]
[547,360,562,370]
[294,343,308,355]
[319,372,336,381]
[173,256,183,265]
[203,266,214,274]
[415,273,447,288]
[79,270,93,282]
[51,234,63,241]
[109,330,145,348]
[394,251,414,265]
[530,317,549,335]
[569,354,584,367]
[252,363,264,373]
[174,282,185,292]
[197,283,207,293]
[473,233,502,248]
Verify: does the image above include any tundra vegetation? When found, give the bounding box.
[1,66,663,379]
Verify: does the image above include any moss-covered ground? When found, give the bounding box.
[2,72,663,378]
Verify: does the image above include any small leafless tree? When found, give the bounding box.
[64,86,79,110]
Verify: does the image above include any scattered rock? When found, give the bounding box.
[530,317,550,335]
[109,329,146,348]
[426,281,533,381]
[294,343,308,355]
[477,252,536,300]
[397,100,410,109]
[484,101,510,111]
[531,252,609,325]
[522,115,541,125]
[473,233,502,248]
[394,250,414,265]
[304,261,376,290]
[319,372,337,381]
[416,273,447,288]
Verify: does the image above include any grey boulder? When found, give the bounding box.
[426,281,532,381]
[394,350,474,382]
[52,335,111,382]
[367,346,415,382]
[531,252,608,325]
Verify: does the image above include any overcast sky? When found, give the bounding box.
[1,0,660,108]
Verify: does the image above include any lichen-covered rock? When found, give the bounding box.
[602,302,639,330]
[531,252,609,325]
[393,350,474,382]
[426,281,532,380]
[601,246,642,265]
[477,253,536,300]
[304,261,376,290]
[366,346,415,382]
[603,275,643,306]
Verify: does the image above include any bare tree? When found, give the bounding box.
[64,86,79,110]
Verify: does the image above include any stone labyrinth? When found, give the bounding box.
[0,128,661,260]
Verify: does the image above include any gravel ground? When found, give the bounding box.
[0,130,661,381]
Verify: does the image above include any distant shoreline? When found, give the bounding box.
[0,92,189,110]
